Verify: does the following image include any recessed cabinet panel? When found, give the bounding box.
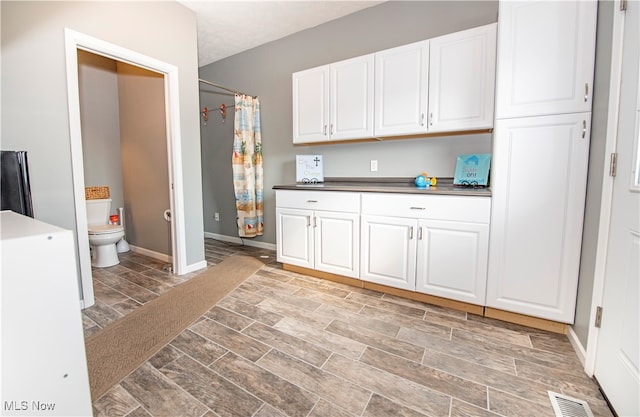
[495,1,597,118]
[416,219,489,304]
[374,40,429,136]
[276,208,313,269]
[361,215,417,291]
[428,23,496,132]
[487,113,591,322]
[315,212,360,278]
[292,66,329,143]
[330,55,375,140]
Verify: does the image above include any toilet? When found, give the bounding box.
[86,198,125,267]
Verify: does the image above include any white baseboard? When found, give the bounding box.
[567,326,587,368]
[129,245,172,263]
[183,260,208,274]
[204,232,276,251]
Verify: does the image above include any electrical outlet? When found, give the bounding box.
[215,212,220,221]
[370,160,378,172]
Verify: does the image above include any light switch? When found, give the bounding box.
[370,160,378,172]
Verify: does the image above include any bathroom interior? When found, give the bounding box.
[77,50,173,268]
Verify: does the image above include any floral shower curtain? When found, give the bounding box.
[232,94,263,237]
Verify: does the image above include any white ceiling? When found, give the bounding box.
[177,1,385,66]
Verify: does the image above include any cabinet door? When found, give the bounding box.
[495,1,597,118]
[416,219,488,305]
[374,40,429,137]
[361,215,417,291]
[330,54,375,140]
[428,23,496,132]
[292,65,330,143]
[315,211,360,278]
[276,208,313,269]
[487,113,591,322]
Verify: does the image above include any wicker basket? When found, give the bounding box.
[85,186,110,200]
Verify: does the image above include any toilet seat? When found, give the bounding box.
[88,224,124,235]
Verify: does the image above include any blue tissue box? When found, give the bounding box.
[453,154,491,186]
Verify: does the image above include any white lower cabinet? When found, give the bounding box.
[416,219,489,305]
[486,113,591,323]
[360,193,491,305]
[276,191,360,278]
[360,215,418,291]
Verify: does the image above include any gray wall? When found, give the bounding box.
[1,1,205,275]
[118,62,172,256]
[78,53,171,257]
[78,51,125,212]
[199,1,499,244]
[573,1,614,348]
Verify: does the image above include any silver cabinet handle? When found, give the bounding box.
[331,124,334,135]
[307,200,318,203]
[584,83,589,102]
[323,125,327,135]
[409,226,414,240]
[418,226,423,240]
[409,206,426,210]
[429,113,433,126]
[313,216,317,228]
[582,120,586,138]
[420,113,425,126]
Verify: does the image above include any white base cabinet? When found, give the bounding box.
[361,215,418,291]
[360,193,491,305]
[276,191,360,278]
[416,219,489,305]
[487,113,591,322]
[1,211,92,416]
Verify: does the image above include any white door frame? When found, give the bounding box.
[64,29,187,308]
[584,1,626,376]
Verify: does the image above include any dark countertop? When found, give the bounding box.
[273,177,491,197]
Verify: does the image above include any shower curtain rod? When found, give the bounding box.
[198,78,253,97]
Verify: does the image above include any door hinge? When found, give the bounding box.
[620,0,627,11]
[610,153,618,177]
[595,306,603,328]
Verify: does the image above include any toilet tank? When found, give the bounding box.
[85,199,111,226]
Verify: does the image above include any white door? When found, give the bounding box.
[330,54,374,140]
[495,1,597,119]
[487,112,591,322]
[314,211,360,278]
[374,40,429,137]
[276,208,313,269]
[292,65,330,143]
[361,215,417,291]
[594,3,640,414]
[428,23,496,132]
[416,219,488,305]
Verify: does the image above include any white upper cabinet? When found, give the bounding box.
[495,1,597,119]
[292,54,374,144]
[428,23,497,132]
[374,40,430,137]
[294,23,498,143]
[292,65,330,144]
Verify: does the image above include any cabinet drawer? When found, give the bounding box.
[276,190,360,213]
[361,193,490,223]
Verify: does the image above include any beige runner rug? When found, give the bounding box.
[84,255,264,401]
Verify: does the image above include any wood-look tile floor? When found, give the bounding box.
[82,239,614,417]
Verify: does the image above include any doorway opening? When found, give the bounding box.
[65,29,187,308]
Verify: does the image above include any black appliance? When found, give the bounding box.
[1,151,34,217]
